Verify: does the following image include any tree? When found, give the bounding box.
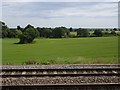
[37,27,52,38]
[18,24,39,44]
[1,22,9,38]
[7,29,16,38]
[36,27,42,37]
[77,28,89,37]
[93,30,103,37]
[2,27,9,38]
[17,26,21,30]
[42,28,52,38]
[52,27,69,38]
[16,26,23,38]
[69,27,73,32]
[52,27,64,38]
[15,29,23,38]
[113,28,117,31]
[111,30,117,36]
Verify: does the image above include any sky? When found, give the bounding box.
[2,0,120,2]
[1,0,119,28]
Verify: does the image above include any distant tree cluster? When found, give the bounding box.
[77,28,89,37]
[93,30,103,37]
[1,21,120,44]
[37,26,70,38]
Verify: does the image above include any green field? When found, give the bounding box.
[2,37,118,64]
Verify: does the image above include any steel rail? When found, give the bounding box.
[1,67,120,77]
[2,73,120,77]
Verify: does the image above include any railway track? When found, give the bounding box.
[1,64,120,77]
[1,64,120,90]
[1,68,120,77]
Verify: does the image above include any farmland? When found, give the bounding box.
[2,36,118,64]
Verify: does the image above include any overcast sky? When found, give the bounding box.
[1,0,119,28]
[2,0,120,2]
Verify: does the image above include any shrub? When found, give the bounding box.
[18,24,39,44]
[93,30,103,37]
[111,31,117,36]
[77,28,89,37]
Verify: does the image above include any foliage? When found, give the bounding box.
[69,27,73,32]
[111,30,117,36]
[93,30,103,37]
[113,28,117,31]
[37,27,52,38]
[1,21,17,38]
[15,29,23,38]
[52,27,67,38]
[1,21,120,39]
[77,28,89,37]
[2,24,9,38]
[18,24,39,44]
[7,29,16,38]
[69,32,77,38]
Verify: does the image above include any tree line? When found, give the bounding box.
[0,21,120,44]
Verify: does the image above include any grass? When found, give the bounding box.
[2,37,118,65]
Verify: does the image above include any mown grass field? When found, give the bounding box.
[2,37,118,64]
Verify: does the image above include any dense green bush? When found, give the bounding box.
[93,30,103,37]
[18,24,39,44]
[77,28,89,37]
